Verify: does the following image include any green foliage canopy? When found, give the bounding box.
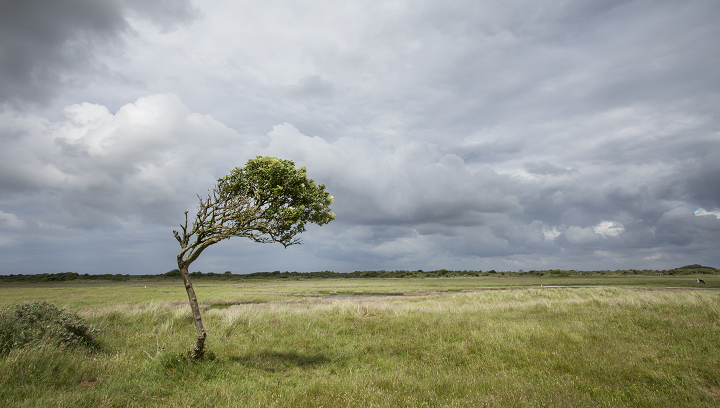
[218,156,335,247]
[174,156,335,266]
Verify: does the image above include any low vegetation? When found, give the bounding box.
[1,264,717,283]
[0,301,97,354]
[1,274,719,406]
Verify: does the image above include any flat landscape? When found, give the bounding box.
[1,274,719,407]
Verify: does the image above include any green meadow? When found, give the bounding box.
[1,274,719,407]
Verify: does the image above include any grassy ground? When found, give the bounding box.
[1,275,719,407]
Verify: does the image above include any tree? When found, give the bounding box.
[173,156,335,358]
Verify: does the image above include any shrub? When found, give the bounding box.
[164,269,182,278]
[0,301,97,353]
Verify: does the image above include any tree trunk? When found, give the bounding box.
[178,262,207,359]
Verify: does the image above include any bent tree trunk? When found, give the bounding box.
[178,261,206,359]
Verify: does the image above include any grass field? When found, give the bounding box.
[1,275,719,407]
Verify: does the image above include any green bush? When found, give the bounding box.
[0,301,97,353]
[164,268,182,278]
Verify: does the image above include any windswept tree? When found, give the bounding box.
[174,156,335,358]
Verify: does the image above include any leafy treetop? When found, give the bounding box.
[219,156,335,246]
[174,156,335,268]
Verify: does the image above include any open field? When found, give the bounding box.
[1,275,719,407]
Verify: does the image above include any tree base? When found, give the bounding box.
[190,334,206,359]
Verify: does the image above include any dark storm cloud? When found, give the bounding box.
[369,0,720,140]
[517,154,720,258]
[683,145,720,207]
[0,0,198,107]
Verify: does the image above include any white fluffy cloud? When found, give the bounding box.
[0,94,244,227]
[593,221,624,237]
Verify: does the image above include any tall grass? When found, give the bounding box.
[1,283,719,407]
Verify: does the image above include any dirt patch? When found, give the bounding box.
[207,299,268,309]
[79,379,101,388]
[705,385,720,398]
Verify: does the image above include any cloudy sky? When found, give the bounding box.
[1,0,719,275]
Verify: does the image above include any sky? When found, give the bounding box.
[1,0,719,275]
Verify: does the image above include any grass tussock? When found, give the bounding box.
[1,281,719,407]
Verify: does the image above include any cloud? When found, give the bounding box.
[695,208,720,219]
[122,0,199,32]
[0,0,199,107]
[0,93,241,228]
[0,210,23,229]
[1,0,719,274]
[542,226,561,241]
[0,210,24,245]
[261,123,522,226]
[287,75,335,100]
[593,221,624,237]
[525,161,577,177]
[563,226,602,246]
[2,92,720,273]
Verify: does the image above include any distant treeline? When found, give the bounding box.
[0,264,717,283]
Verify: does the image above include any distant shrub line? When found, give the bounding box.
[0,264,717,283]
